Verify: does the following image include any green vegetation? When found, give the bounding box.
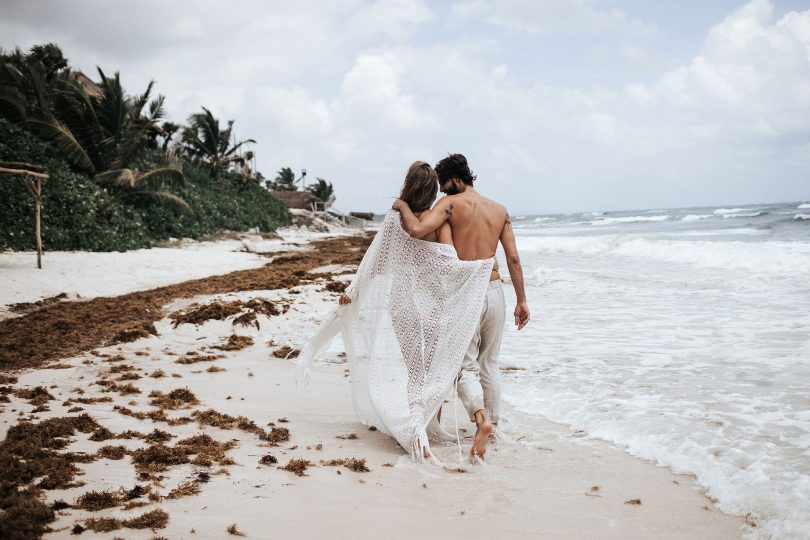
[307,178,334,203]
[0,43,292,252]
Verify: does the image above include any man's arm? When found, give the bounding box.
[393,197,453,239]
[500,212,530,330]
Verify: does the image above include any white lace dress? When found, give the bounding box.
[296,211,493,462]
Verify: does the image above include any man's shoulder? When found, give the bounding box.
[477,193,507,215]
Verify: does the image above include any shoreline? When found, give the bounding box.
[0,232,745,538]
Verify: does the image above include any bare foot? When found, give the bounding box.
[470,411,493,463]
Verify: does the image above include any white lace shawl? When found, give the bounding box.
[296,211,494,461]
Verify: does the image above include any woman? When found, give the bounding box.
[297,161,494,463]
[339,161,451,306]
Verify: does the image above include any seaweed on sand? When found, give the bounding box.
[190,408,289,444]
[214,334,254,351]
[0,484,54,539]
[272,346,300,359]
[144,429,174,443]
[175,433,237,467]
[231,298,289,330]
[323,280,347,293]
[13,386,55,406]
[84,508,169,532]
[0,414,102,538]
[148,387,200,409]
[169,301,243,328]
[259,454,278,465]
[96,445,130,460]
[320,458,370,472]
[227,523,247,536]
[110,321,158,344]
[0,234,374,371]
[131,444,190,473]
[74,490,122,511]
[166,480,202,499]
[113,405,193,426]
[175,353,225,365]
[280,458,313,477]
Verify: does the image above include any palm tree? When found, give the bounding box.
[307,178,334,202]
[0,48,190,214]
[181,107,255,178]
[271,166,297,191]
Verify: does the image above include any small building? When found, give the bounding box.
[271,191,322,210]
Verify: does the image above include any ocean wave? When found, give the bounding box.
[516,235,810,274]
[795,214,810,221]
[798,203,810,209]
[681,214,712,222]
[591,215,671,226]
[532,216,556,223]
[713,207,748,215]
[723,211,768,219]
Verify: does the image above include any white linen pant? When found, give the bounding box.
[457,280,506,424]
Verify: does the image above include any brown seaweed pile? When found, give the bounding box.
[110,321,158,344]
[320,457,370,472]
[280,458,313,477]
[214,334,254,351]
[232,298,290,329]
[272,346,300,359]
[0,414,101,538]
[113,405,194,426]
[190,408,290,445]
[13,385,55,406]
[175,353,225,365]
[83,508,169,533]
[0,233,373,371]
[148,387,200,409]
[169,301,244,328]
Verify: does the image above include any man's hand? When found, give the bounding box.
[514,301,530,330]
[339,293,352,305]
[392,198,406,211]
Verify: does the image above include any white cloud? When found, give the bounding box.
[253,87,333,137]
[0,0,807,213]
[339,53,441,131]
[346,0,435,40]
[485,0,650,34]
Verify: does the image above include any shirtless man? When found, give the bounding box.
[392,153,530,462]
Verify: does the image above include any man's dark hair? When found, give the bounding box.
[435,153,476,185]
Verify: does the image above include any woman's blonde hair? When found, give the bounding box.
[399,161,438,213]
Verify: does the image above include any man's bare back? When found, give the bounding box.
[442,191,508,281]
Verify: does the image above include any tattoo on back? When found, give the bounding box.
[445,203,454,218]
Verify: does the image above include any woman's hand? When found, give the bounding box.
[339,293,352,305]
[392,198,406,211]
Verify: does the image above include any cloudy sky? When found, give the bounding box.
[2,0,809,214]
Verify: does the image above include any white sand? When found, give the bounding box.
[0,226,353,319]
[0,276,746,538]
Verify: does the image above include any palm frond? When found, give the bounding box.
[93,168,136,189]
[133,167,184,188]
[0,85,26,120]
[26,115,95,173]
[121,190,195,216]
[224,138,256,156]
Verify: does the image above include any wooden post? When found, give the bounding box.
[35,177,42,269]
[0,162,48,269]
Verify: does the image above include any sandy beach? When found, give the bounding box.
[0,227,746,539]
